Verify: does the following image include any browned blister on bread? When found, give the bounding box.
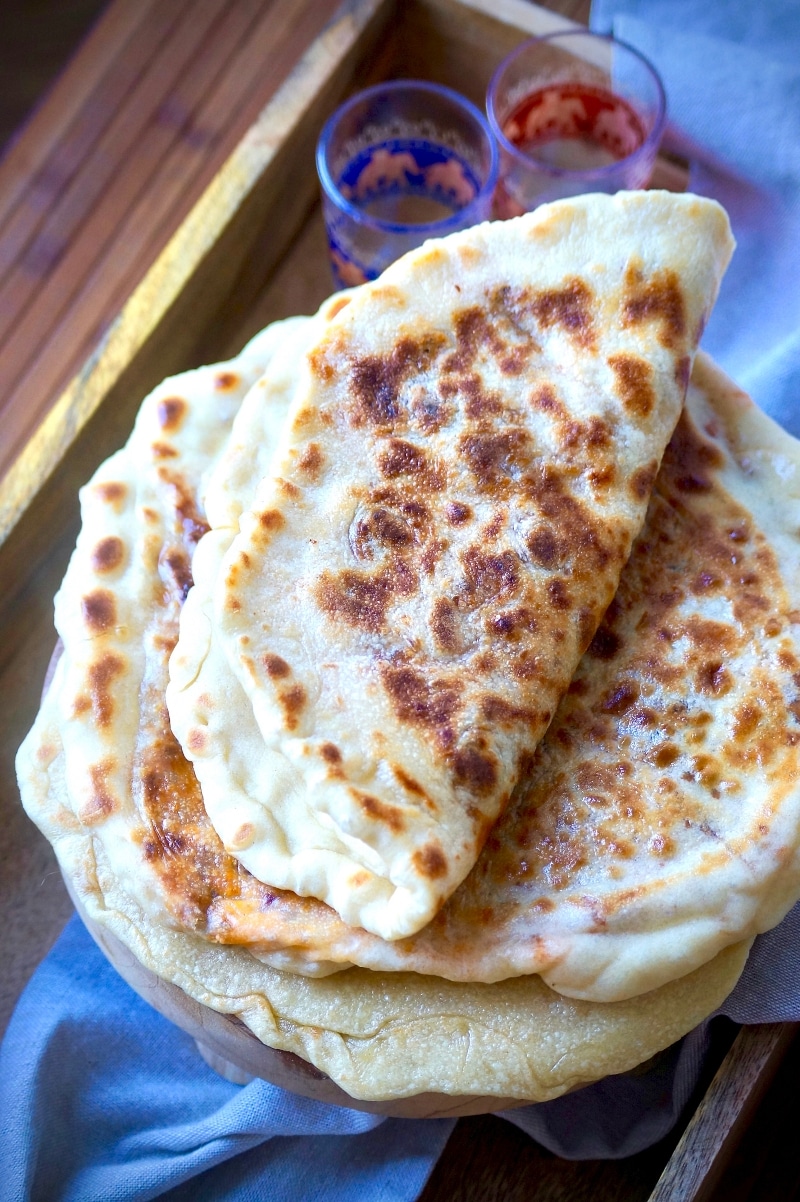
[168,192,733,941]
[143,356,800,1005]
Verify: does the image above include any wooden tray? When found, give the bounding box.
[0,1,795,1198]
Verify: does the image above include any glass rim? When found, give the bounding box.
[486,31,667,183]
[316,78,500,237]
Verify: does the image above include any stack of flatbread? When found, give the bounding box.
[18,190,800,1106]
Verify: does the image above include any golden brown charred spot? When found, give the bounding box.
[459,428,532,491]
[412,841,448,879]
[690,570,721,595]
[263,654,291,679]
[354,790,406,833]
[530,383,567,420]
[462,374,504,420]
[379,439,428,477]
[353,508,415,557]
[215,371,239,391]
[649,834,676,857]
[160,546,193,602]
[420,540,444,576]
[95,481,127,509]
[446,501,471,525]
[568,415,612,450]
[137,719,254,929]
[529,279,596,348]
[460,547,520,604]
[278,684,307,731]
[500,348,528,375]
[400,499,431,527]
[79,760,118,824]
[308,346,336,382]
[277,478,301,500]
[695,659,731,696]
[547,578,570,610]
[489,606,537,641]
[298,443,324,478]
[315,568,396,632]
[444,307,509,373]
[608,353,656,419]
[524,464,617,573]
[601,682,639,715]
[348,336,444,428]
[482,511,506,541]
[526,527,558,568]
[259,508,285,532]
[622,265,686,350]
[430,597,461,653]
[88,652,125,727]
[91,536,124,574]
[481,695,538,726]
[82,589,116,633]
[629,460,659,501]
[157,396,187,431]
[160,471,210,546]
[187,727,207,754]
[588,625,623,660]
[327,296,351,319]
[381,664,461,749]
[321,742,342,764]
[588,464,617,491]
[391,765,429,800]
[732,702,762,741]
[452,744,498,795]
[152,441,179,459]
[653,743,680,768]
[511,653,541,681]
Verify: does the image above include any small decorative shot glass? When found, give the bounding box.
[316,80,499,288]
[487,31,666,216]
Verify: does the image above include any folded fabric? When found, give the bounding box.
[591,0,800,433]
[3,901,800,1196]
[0,917,454,1202]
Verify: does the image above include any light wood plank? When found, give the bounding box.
[0,0,346,482]
[0,0,159,224]
[0,0,227,364]
[0,0,390,548]
[0,0,189,273]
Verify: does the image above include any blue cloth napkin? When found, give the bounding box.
[591,0,800,433]
[0,917,454,1202]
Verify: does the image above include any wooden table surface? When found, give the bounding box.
[1,3,799,1201]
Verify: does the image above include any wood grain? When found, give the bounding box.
[0,0,385,547]
[648,1023,798,1202]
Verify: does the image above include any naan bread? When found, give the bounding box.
[16,300,750,1103]
[189,354,800,1001]
[168,191,733,941]
[16,314,314,930]
[62,337,798,1004]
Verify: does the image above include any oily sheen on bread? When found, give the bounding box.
[167,191,734,942]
